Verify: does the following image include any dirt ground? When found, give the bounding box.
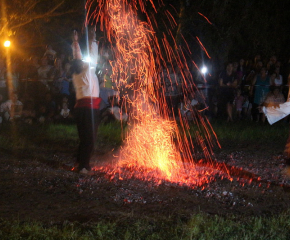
[1,135,290,225]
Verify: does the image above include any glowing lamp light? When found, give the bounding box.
[4,40,11,48]
[201,66,208,75]
[83,56,91,63]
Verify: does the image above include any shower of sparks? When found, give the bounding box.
[87,0,223,187]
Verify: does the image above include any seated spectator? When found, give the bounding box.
[36,104,47,124]
[101,98,128,124]
[54,102,74,124]
[21,100,36,124]
[179,97,195,121]
[0,92,23,122]
[37,92,56,123]
[264,86,285,108]
[179,94,201,121]
[56,95,70,113]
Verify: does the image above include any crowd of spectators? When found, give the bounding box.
[0,43,127,126]
[0,45,73,125]
[177,54,290,123]
[0,46,290,126]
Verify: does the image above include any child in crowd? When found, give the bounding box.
[54,102,73,124]
[233,89,245,120]
[179,94,200,121]
[242,94,252,120]
[60,102,72,118]
[0,92,23,122]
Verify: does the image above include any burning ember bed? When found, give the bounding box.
[1,144,290,224]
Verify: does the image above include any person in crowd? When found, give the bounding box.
[164,65,182,117]
[99,67,115,107]
[236,58,246,87]
[0,58,8,101]
[245,60,263,86]
[36,104,48,124]
[242,94,252,120]
[269,72,277,86]
[37,56,53,92]
[0,93,4,124]
[55,95,70,113]
[101,97,128,124]
[7,61,20,93]
[180,94,199,121]
[267,55,277,74]
[50,58,64,99]
[21,100,36,124]
[44,45,57,66]
[27,56,40,80]
[233,88,245,120]
[263,86,285,109]
[54,101,73,124]
[60,62,72,97]
[250,67,270,122]
[273,66,283,87]
[71,29,101,175]
[0,92,23,122]
[38,92,56,123]
[232,61,238,77]
[59,53,68,67]
[218,62,238,122]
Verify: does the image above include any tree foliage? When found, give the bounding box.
[170,0,290,68]
[0,0,84,57]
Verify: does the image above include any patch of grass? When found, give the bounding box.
[0,122,125,153]
[210,120,288,144]
[1,212,290,239]
[96,122,126,152]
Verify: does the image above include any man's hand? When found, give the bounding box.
[73,30,78,42]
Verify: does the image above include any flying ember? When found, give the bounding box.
[87,0,224,187]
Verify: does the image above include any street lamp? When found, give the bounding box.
[4,40,11,48]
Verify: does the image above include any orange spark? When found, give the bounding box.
[198,12,212,25]
[196,36,211,59]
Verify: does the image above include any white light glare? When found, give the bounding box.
[83,56,91,63]
[201,66,207,74]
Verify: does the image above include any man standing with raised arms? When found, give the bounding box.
[71,29,101,174]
